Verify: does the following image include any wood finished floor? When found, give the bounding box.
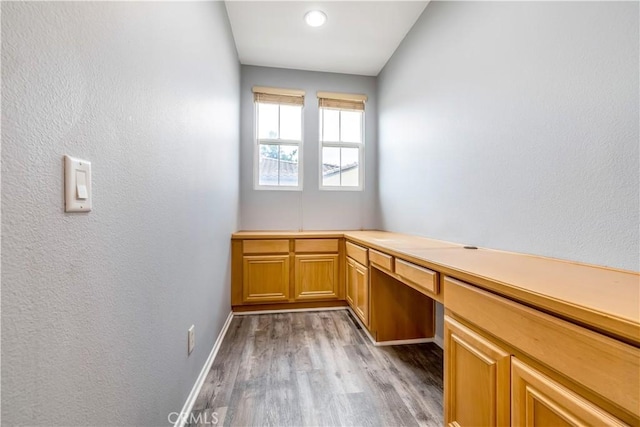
[189,310,443,427]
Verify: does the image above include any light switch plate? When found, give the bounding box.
[188,325,195,355]
[64,155,92,212]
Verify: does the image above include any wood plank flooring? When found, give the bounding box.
[189,310,443,427]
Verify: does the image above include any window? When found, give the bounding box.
[253,86,304,189]
[318,92,366,190]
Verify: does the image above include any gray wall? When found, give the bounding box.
[378,1,639,271]
[1,2,239,426]
[240,65,377,230]
[378,1,639,340]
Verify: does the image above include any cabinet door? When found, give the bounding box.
[445,315,510,427]
[354,261,369,327]
[242,255,290,303]
[346,257,356,308]
[512,358,626,427]
[294,254,339,300]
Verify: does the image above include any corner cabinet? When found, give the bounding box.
[345,241,370,328]
[346,257,357,307]
[354,261,369,326]
[347,256,369,326]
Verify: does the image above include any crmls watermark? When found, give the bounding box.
[168,410,219,425]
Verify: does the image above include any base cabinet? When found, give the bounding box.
[354,261,369,326]
[444,277,639,427]
[242,255,290,303]
[347,256,369,327]
[511,358,626,427]
[233,238,345,307]
[444,315,510,427]
[294,254,339,300]
[346,258,356,307]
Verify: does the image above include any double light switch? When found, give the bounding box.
[64,155,92,212]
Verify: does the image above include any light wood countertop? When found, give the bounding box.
[231,229,640,344]
[232,230,347,239]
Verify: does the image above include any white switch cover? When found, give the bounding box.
[64,155,92,212]
[188,325,195,355]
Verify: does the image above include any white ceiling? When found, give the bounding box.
[224,1,429,76]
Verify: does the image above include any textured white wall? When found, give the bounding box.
[378,1,639,341]
[378,1,639,272]
[240,65,378,230]
[1,3,239,426]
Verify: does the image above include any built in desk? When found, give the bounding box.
[231,230,640,426]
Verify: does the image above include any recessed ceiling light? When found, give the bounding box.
[305,10,327,27]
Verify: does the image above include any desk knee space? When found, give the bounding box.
[369,265,436,343]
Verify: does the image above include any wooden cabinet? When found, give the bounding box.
[354,260,369,327]
[346,257,356,307]
[445,277,639,426]
[233,236,345,309]
[346,256,369,327]
[294,254,339,300]
[511,358,626,427]
[243,239,289,254]
[444,315,510,427]
[242,255,290,303]
[346,241,368,265]
[295,239,339,253]
[369,249,393,272]
[395,259,439,296]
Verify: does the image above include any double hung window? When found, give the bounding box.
[253,86,304,189]
[318,92,366,190]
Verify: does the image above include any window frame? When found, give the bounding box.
[318,106,365,191]
[253,101,304,191]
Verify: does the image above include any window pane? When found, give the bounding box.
[340,110,362,143]
[258,144,279,186]
[279,105,302,141]
[278,145,299,187]
[322,146,341,186]
[258,103,278,139]
[340,147,360,187]
[321,108,340,142]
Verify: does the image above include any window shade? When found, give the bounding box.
[317,91,367,111]
[253,86,305,106]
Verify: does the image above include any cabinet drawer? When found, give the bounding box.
[243,239,289,254]
[369,249,393,272]
[295,239,339,253]
[445,276,640,417]
[395,259,438,295]
[346,241,368,266]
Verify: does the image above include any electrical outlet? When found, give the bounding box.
[188,325,195,355]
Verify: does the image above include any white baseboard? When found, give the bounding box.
[174,311,234,427]
[347,307,444,348]
[347,307,379,345]
[233,306,348,316]
[433,334,444,349]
